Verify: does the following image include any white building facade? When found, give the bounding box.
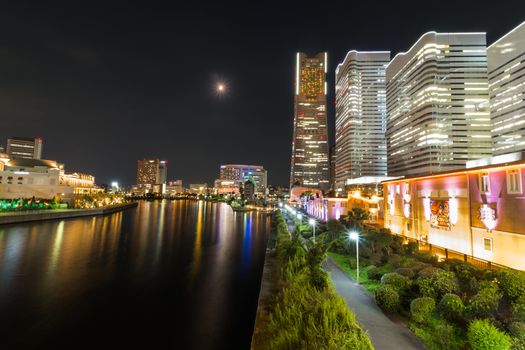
[386,32,492,177]
[488,21,525,155]
[335,51,390,192]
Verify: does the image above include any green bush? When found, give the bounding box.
[375,284,400,313]
[418,270,459,299]
[405,241,418,255]
[415,251,439,265]
[445,259,481,295]
[438,293,465,323]
[509,321,525,339]
[498,269,525,300]
[367,265,382,281]
[512,296,525,321]
[368,253,383,266]
[410,297,436,324]
[388,254,402,268]
[466,281,502,319]
[467,319,512,350]
[381,272,411,291]
[395,267,415,278]
[417,266,440,279]
[409,261,429,273]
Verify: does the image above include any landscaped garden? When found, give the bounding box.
[259,210,373,350]
[0,196,67,212]
[311,208,525,350]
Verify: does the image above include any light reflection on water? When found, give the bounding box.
[0,200,271,349]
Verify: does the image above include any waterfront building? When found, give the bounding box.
[6,137,43,159]
[383,151,525,271]
[214,179,242,195]
[0,157,99,200]
[219,164,267,193]
[386,32,492,177]
[136,159,168,194]
[243,180,255,200]
[335,51,390,192]
[488,21,525,155]
[189,183,207,195]
[290,52,330,191]
[165,180,183,195]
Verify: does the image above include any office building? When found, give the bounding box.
[7,137,43,159]
[290,52,330,190]
[189,184,207,194]
[335,51,390,192]
[165,180,183,195]
[136,159,168,193]
[488,21,525,155]
[219,164,267,193]
[386,32,492,177]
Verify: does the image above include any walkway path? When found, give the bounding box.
[323,258,427,350]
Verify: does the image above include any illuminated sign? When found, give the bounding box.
[479,204,497,231]
[430,200,451,230]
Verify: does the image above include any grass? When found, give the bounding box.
[327,252,391,294]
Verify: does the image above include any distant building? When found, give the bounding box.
[329,145,336,191]
[136,159,168,194]
[243,180,255,200]
[290,52,330,190]
[386,32,492,177]
[214,179,242,195]
[189,183,207,194]
[488,21,525,155]
[335,51,390,192]
[219,164,267,193]
[165,180,183,195]
[7,137,43,159]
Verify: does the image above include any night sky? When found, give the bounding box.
[1,1,524,187]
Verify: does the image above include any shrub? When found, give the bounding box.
[509,321,525,339]
[395,267,415,278]
[418,270,459,299]
[381,272,411,291]
[410,297,436,324]
[417,266,440,279]
[375,284,400,313]
[498,269,525,300]
[404,241,419,255]
[388,254,402,268]
[467,319,512,350]
[512,296,525,322]
[390,235,404,254]
[368,253,383,266]
[438,293,465,323]
[415,251,439,265]
[466,281,502,319]
[445,259,481,295]
[367,266,382,281]
[409,261,429,273]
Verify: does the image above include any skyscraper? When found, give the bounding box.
[219,164,267,193]
[386,32,492,177]
[6,137,43,159]
[335,51,390,191]
[290,52,330,190]
[136,159,168,193]
[488,21,525,155]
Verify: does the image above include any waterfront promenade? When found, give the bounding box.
[0,202,137,225]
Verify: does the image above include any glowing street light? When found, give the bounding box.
[349,231,360,283]
[297,213,302,223]
[308,218,316,243]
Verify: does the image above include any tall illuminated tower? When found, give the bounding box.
[290,52,330,190]
[335,51,390,192]
[386,32,492,176]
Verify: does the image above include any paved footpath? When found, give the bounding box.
[323,258,427,350]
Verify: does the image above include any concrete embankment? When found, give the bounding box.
[0,202,138,225]
[250,215,279,350]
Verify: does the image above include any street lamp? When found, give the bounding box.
[349,231,359,283]
[297,213,302,223]
[308,218,316,243]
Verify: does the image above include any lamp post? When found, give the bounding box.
[308,218,316,243]
[297,213,302,224]
[349,231,359,283]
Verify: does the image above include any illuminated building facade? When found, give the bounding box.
[386,32,492,177]
[383,152,525,271]
[7,137,43,159]
[219,164,267,193]
[335,51,390,192]
[214,179,242,195]
[488,21,525,155]
[136,159,168,193]
[290,52,330,190]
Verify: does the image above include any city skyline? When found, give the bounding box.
[1,2,524,187]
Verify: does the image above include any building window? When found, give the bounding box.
[479,173,490,194]
[506,169,522,194]
[483,237,492,252]
[406,222,411,231]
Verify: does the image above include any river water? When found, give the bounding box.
[0,200,271,349]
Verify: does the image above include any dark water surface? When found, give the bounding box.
[0,200,271,349]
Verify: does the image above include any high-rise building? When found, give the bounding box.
[335,51,390,192]
[290,52,330,190]
[7,137,43,159]
[488,21,525,155]
[136,159,168,191]
[386,32,492,177]
[219,164,267,193]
